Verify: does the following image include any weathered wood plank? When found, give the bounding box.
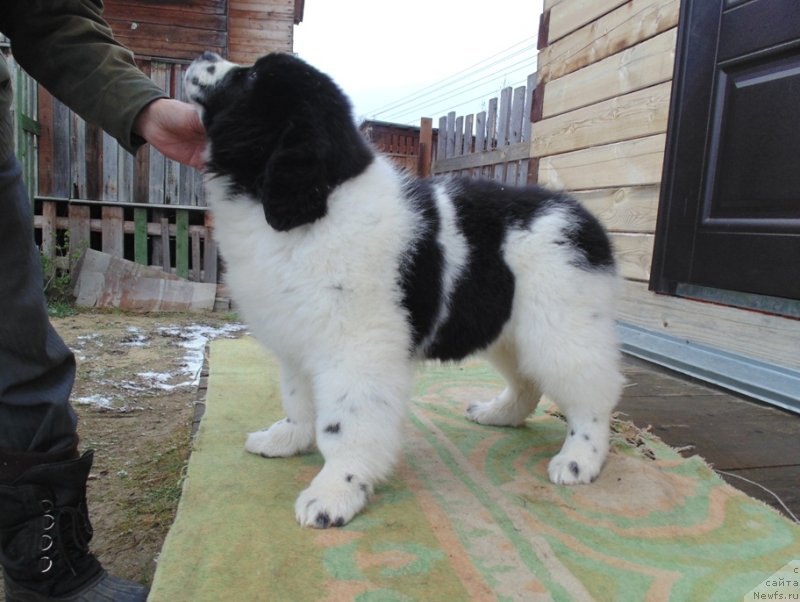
[532,81,672,157]
[191,230,202,281]
[436,116,447,161]
[37,212,209,240]
[102,132,119,201]
[418,117,433,178]
[37,89,55,196]
[70,111,86,198]
[101,206,124,257]
[85,123,103,200]
[610,232,653,281]
[485,98,498,178]
[118,148,134,204]
[432,142,531,174]
[445,112,456,159]
[176,210,189,279]
[548,0,629,43]
[538,133,666,190]
[53,100,71,197]
[494,88,512,182]
[543,28,677,118]
[618,280,800,371]
[68,205,91,258]
[572,185,660,233]
[475,111,487,153]
[160,217,172,272]
[203,213,218,284]
[40,201,57,259]
[538,0,679,84]
[454,115,464,158]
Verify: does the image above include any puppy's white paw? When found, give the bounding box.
[466,398,525,427]
[466,387,534,427]
[245,418,315,458]
[548,437,607,485]
[295,471,372,528]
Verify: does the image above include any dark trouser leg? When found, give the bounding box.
[0,60,147,600]
[0,151,78,460]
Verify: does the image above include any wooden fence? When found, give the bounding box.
[11,56,217,283]
[422,73,537,185]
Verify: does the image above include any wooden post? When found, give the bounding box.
[418,117,432,178]
[202,213,218,284]
[176,210,189,278]
[160,216,171,273]
[101,207,124,257]
[40,201,56,260]
[68,205,90,257]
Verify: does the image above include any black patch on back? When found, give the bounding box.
[398,180,444,350]
[424,179,551,361]
[408,178,615,362]
[564,204,615,270]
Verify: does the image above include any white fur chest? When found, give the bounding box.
[203,159,417,361]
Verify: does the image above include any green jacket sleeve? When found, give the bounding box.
[0,0,168,154]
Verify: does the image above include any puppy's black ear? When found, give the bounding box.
[261,127,329,231]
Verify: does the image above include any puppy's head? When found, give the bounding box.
[185,52,372,231]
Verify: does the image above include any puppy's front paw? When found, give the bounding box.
[245,418,315,458]
[295,471,372,528]
[548,440,606,485]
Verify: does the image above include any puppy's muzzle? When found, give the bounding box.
[184,51,234,106]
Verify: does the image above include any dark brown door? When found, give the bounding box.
[652,0,800,301]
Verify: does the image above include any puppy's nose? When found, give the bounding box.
[201,51,221,62]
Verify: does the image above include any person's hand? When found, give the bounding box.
[133,98,207,170]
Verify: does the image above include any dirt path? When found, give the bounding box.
[1,310,245,593]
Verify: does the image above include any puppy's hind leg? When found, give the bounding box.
[528,321,623,486]
[245,358,316,457]
[467,337,542,427]
[295,359,413,528]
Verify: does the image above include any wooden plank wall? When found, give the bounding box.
[104,0,227,61]
[534,0,800,372]
[9,55,39,206]
[534,0,679,284]
[228,0,297,64]
[430,74,537,185]
[35,59,215,283]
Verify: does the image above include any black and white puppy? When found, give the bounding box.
[185,51,624,529]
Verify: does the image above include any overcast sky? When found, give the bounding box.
[293,1,544,125]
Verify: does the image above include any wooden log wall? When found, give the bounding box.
[430,73,537,185]
[534,0,800,372]
[534,0,679,284]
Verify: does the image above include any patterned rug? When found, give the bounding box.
[149,337,800,601]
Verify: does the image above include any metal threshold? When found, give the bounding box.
[617,321,800,415]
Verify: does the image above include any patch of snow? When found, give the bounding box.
[74,394,115,409]
[140,323,246,389]
[121,326,149,347]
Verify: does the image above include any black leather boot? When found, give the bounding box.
[0,451,148,601]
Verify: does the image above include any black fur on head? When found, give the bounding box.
[193,52,374,231]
